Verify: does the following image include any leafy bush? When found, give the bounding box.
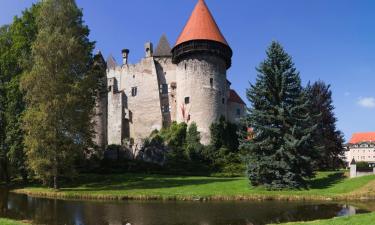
[356,161,373,171]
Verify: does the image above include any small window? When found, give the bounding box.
[210,78,213,87]
[185,97,190,104]
[236,108,241,116]
[131,87,137,97]
[222,98,225,104]
[160,84,168,94]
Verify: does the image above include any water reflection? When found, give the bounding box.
[0,188,372,225]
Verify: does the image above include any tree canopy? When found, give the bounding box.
[21,0,95,188]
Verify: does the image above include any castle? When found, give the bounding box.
[93,0,246,154]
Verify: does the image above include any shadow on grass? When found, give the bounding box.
[60,174,238,192]
[309,172,345,189]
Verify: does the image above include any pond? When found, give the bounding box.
[0,188,373,225]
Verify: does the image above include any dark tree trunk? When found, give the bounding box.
[1,160,10,184]
[53,175,58,189]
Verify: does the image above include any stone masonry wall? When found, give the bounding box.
[107,90,124,145]
[117,57,163,149]
[154,57,178,127]
[175,55,228,144]
[227,101,245,124]
[93,93,108,151]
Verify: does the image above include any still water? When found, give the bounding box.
[0,188,372,225]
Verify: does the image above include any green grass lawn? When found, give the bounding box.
[271,212,375,225]
[0,218,28,225]
[12,171,375,201]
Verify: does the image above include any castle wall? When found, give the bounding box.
[154,57,178,127]
[175,55,228,144]
[227,101,245,124]
[116,57,164,149]
[105,50,241,150]
[93,93,108,151]
[107,90,124,145]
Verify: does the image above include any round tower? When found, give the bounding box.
[172,0,232,144]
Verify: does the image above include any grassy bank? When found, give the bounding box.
[12,172,375,201]
[0,218,28,225]
[271,212,375,225]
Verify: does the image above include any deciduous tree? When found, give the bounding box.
[21,0,95,189]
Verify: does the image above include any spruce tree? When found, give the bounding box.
[306,81,345,170]
[241,41,317,189]
[21,0,94,188]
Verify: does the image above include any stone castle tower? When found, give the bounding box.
[172,0,233,142]
[95,0,246,154]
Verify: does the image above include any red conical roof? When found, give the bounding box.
[175,0,229,46]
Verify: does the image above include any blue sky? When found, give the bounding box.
[1,0,375,141]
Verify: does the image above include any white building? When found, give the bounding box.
[345,132,375,166]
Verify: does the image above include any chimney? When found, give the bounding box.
[145,42,153,57]
[121,49,129,65]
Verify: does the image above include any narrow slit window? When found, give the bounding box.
[185,97,190,104]
[131,87,137,97]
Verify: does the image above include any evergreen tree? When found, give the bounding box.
[241,41,318,189]
[306,81,345,170]
[21,0,95,188]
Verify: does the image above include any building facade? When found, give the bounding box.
[94,0,246,153]
[345,132,375,166]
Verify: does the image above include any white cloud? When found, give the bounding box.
[358,97,375,108]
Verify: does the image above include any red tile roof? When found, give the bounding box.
[228,89,245,105]
[349,132,375,144]
[175,0,229,47]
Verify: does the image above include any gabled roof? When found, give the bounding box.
[349,132,375,144]
[154,34,172,57]
[228,89,245,105]
[175,0,228,47]
[106,55,117,70]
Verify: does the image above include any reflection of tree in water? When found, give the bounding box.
[0,193,373,225]
[268,203,355,224]
[0,188,9,216]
